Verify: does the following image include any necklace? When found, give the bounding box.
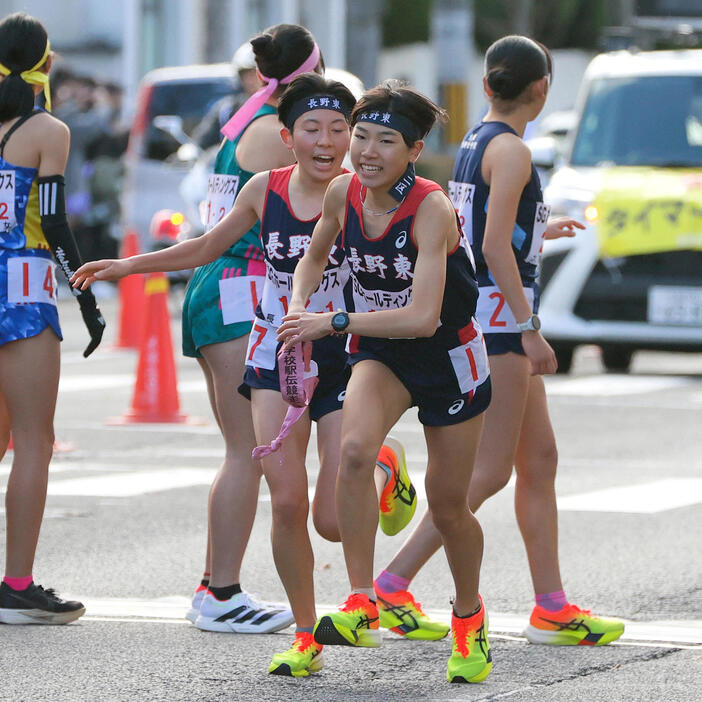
[361,196,404,216]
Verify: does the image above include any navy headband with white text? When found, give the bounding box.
[354,110,420,143]
[283,94,352,130]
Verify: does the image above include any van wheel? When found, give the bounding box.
[601,346,633,373]
[552,344,574,374]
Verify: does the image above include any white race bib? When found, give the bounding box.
[219,274,264,325]
[475,285,535,333]
[448,320,490,395]
[245,318,277,370]
[525,202,551,265]
[0,170,17,235]
[7,255,57,306]
[204,174,240,231]
[448,180,475,245]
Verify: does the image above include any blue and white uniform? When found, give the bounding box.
[344,174,490,426]
[241,164,351,421]
[0,110,61,347]
[450,121,550,355]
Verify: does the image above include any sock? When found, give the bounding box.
[3,575,33,591]
[352,587,376,603]
[535,589,568,612]
[453,601,482,619]
[199,578,210,588]
[374,570,410,594]
[295,626,314,634]
[208,583,242,601]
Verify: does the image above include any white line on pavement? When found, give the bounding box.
[557,478,702,514]
[75,596,702,649]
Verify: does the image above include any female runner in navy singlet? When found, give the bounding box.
[375,36,624,648]
[277,81,493,684]
[0,12,104,625]
[74,74,362,677]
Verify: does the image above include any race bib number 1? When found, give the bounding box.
[7,256,58,306]
[219,274,264,325]
[0,170,17,235]
[204,174,240,231]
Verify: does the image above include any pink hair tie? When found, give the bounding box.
[221,43,321,141]
[252,342,319,460]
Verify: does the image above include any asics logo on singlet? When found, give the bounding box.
[395,231,407,248]
[448,399,464,415]
[337,390,346,402]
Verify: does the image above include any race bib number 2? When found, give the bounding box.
[7,256,58,306]
[475,285,535,333]
[204,174,240,231]
[0,170,17,235]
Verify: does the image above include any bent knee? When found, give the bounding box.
[271,493,309,528]
[517,444,558,484]
[339,437,377,477]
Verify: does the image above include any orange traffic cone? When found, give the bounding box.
[107,272,194,424]
[113,229,145,349]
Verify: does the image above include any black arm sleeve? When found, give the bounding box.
[38,174,94,306]
[39,174,105,357]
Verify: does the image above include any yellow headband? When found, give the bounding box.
[0,39,52,112]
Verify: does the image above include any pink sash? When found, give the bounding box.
[251,342,319,460]
[221,43,321,141]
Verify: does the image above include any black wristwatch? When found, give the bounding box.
[331,311,350,334]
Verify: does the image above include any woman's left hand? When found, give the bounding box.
[544,217,585,240]
[277,311,334,347]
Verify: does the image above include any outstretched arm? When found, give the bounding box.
[71,172,267,288]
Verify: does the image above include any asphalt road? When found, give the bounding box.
[1,295,700,701]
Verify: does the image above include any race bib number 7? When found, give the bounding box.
[204,174,240,231]
[0,170,17,235]
[7,256,58,306]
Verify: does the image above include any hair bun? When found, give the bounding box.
[251,33,281,60]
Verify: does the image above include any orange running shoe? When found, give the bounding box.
[447,595,492,683]
[525,603,624,646]
[268,631,324,677]
[314,593,381,647]
[377,437,417,536]
[374,583,449,640]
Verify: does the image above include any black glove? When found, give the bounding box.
[78,290,106,358]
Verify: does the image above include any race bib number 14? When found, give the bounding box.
[7,256,58,306]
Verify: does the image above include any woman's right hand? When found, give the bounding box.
[521,331,558,375]
[71,259,133,290]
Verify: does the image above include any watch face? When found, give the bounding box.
[332,312,349,331]
[532,314,541,331]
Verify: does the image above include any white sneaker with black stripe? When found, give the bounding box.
[185,584,207,624]
[195,590,295,633]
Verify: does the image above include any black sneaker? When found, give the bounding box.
[0,582,85,625]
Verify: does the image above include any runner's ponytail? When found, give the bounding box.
[0,13,49,121]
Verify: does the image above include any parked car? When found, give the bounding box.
[536,49,702,372]
[121,63,236,253]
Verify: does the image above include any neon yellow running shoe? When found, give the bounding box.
[374,584,449,640]
[268,632,324,677]
[377,437,417,536]
[525,603,625,646]
[447,596,492,684]
[313,593,381,647]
